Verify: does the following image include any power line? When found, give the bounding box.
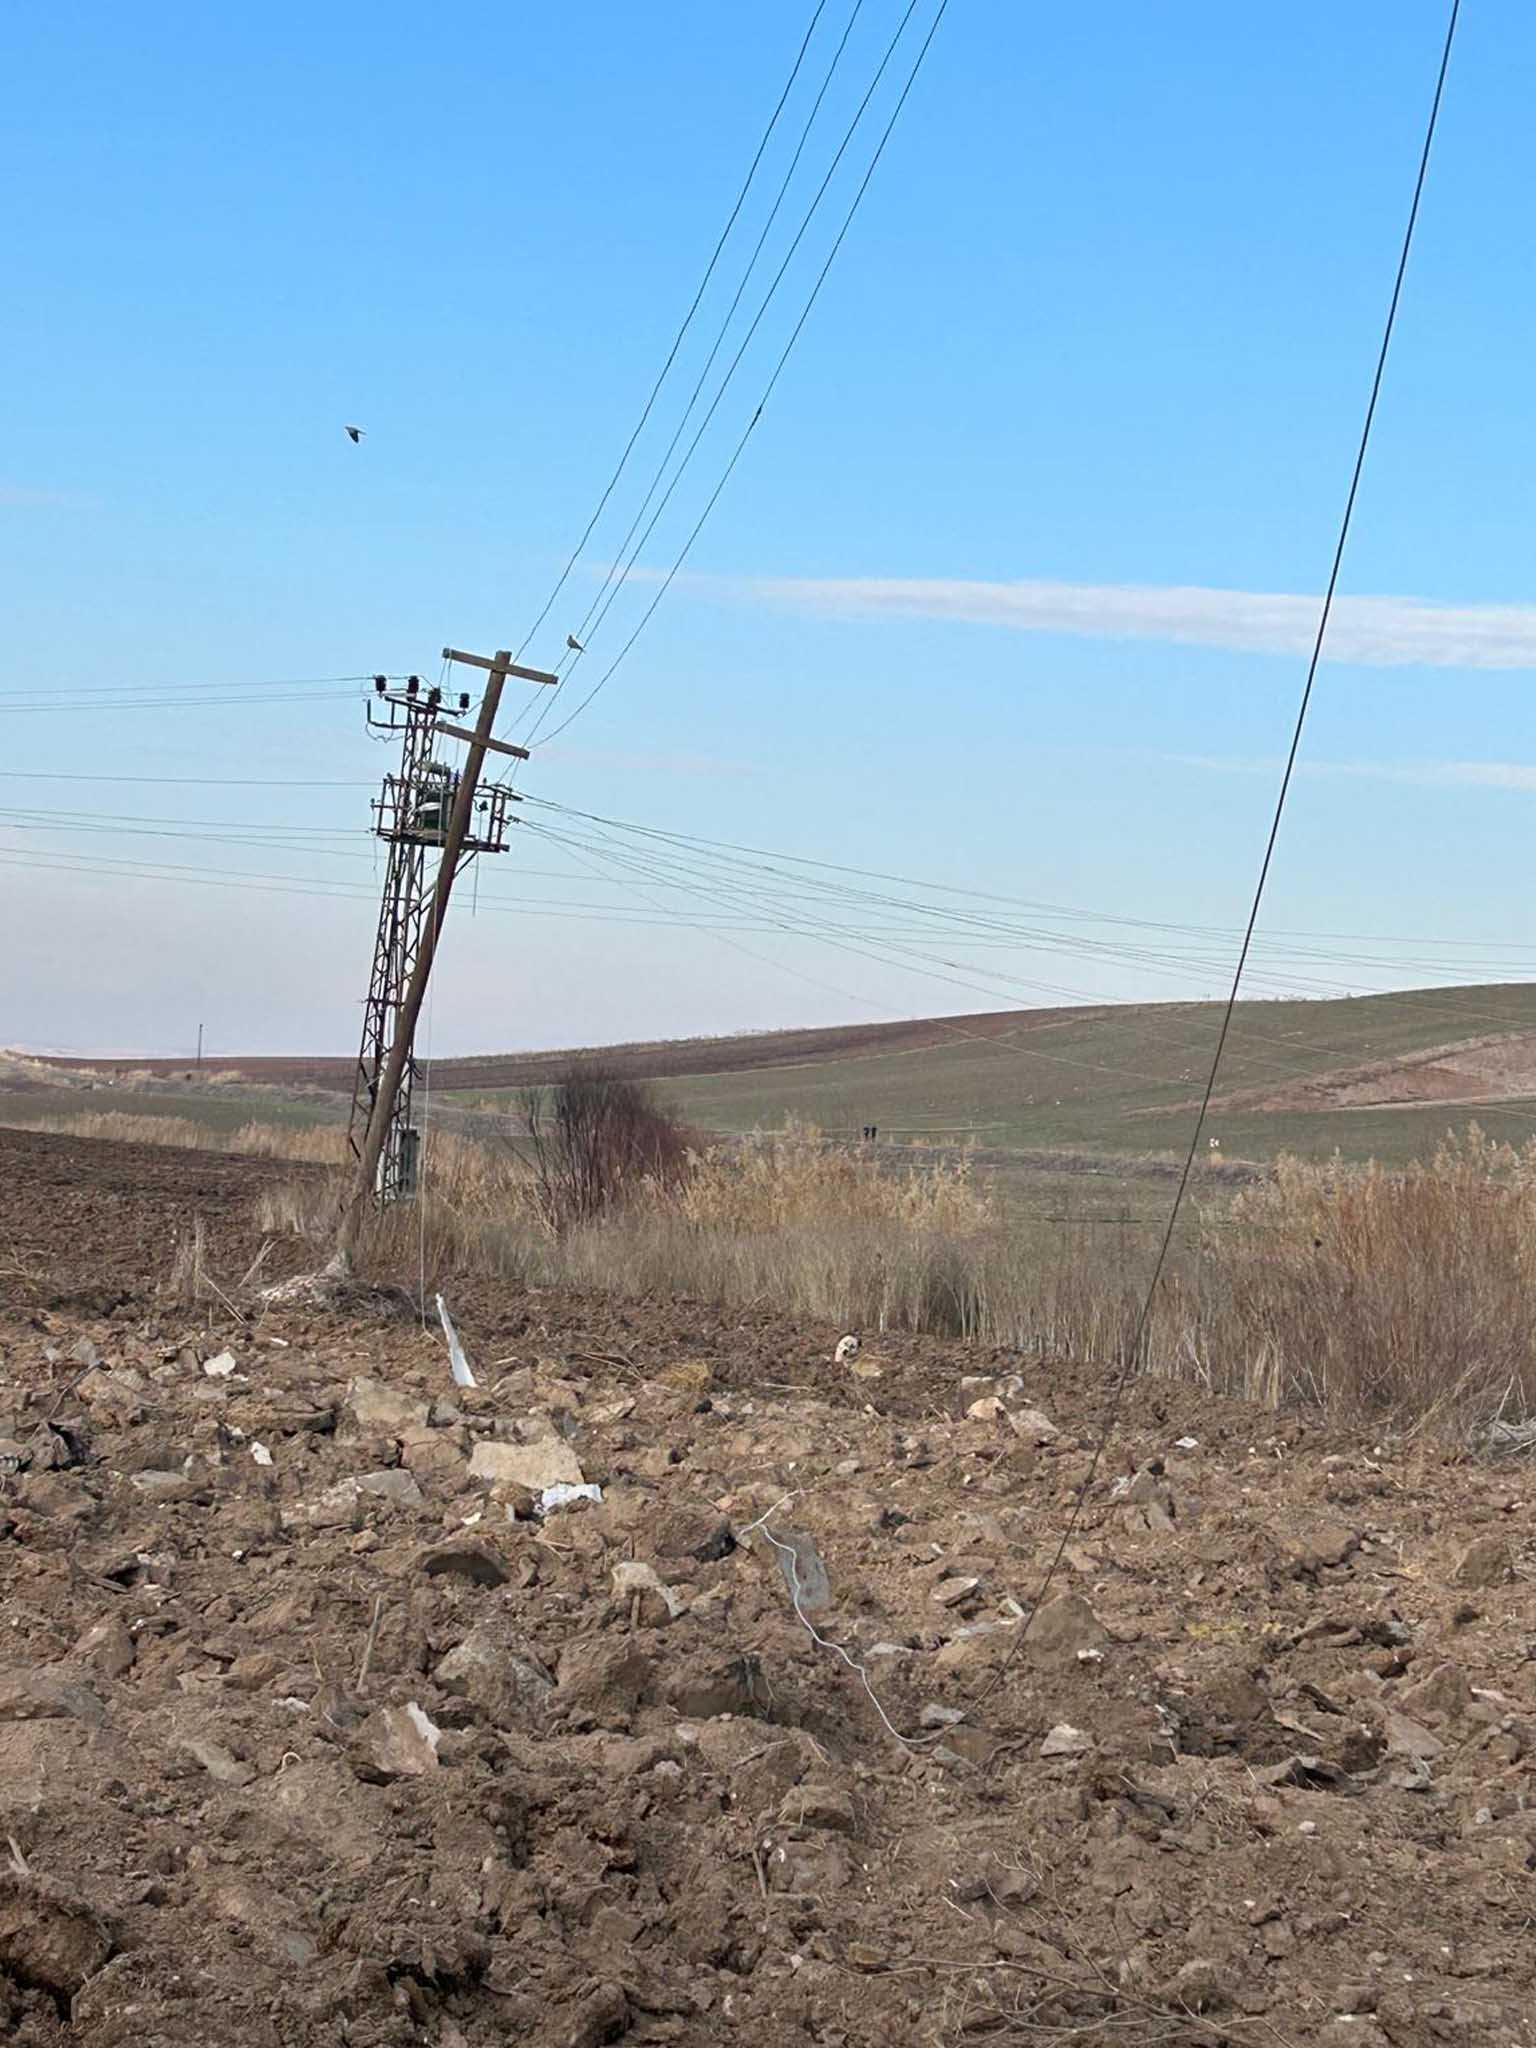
[960,0,1465,1730]
[0,674,376,701]
[524,0,950,751]
[511,0,834,667]
[545,0,872,688]
[0,771,377,787]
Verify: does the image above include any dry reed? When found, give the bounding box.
[16,1105,1536,1432]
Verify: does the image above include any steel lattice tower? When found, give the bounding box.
[347,675,515,1202]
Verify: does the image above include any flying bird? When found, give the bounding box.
[566,634,585,653]
[345,425,365,444]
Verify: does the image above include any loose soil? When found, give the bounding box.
[0,1128,1533,2046]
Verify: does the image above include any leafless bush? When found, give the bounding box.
[521,1064,689,1229]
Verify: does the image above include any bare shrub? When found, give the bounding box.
[522,1065,689,1229]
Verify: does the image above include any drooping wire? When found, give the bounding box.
[546,0,871,685]
[523,0,949,752]
[954,0,1464,1727]
[511,0,833,666]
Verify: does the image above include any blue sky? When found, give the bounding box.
[4,0,1534,1057]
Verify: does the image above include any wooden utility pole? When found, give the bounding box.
[339,646,556,1250]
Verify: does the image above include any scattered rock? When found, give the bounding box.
[178,1735,256,1787]
[353,1468,424,1509]
[352,1703,442,1781]
[653,1358,712,1391]
[557,1980,629,2048]
[1026,1592,1107,1666]
[767,1524,832,1614]
[1455,1534,1512,1589]
[0,1669,107,1726]
[1116,1464,1176,1534]
[469,1438,585,1492]
[1262,1918,1296,1960]
[78,1370,147,1427]
[1400,1660,1472,1726]
[287,1479,363,1531]
[1282,1524,1361,1577]
[128,1468,195,1503]
[202,1350,238,1379]
[435,1624,554,1724]
[1384,1712,1443,1763]
[1009,1406,1059,1444]
[932,1575,981,1608]
[1040,1721,1092,1757]
[1162,1959,1232,2014]
[0,1871,112,1999]
[664,1651,765,1719]
[71,1618,135,1680]
[649,1508,735,1564]
[611,1560,685,1623]
[778,1782,856,1833]
[556,1640,654,1729]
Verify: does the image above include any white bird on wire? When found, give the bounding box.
[345,424,366,444]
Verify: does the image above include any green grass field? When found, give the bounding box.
[469,984,1536,1163]
[10,984,1536,1223]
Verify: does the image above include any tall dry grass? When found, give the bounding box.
[1194,1128,1536,1427]
[16,1104,1536,1431]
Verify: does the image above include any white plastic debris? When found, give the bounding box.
[539,1482,603,1514]
[403,1702,442,1753]
[203,1351,238,1379]
[436,1295,477,1388]
[250,1441,273,1467]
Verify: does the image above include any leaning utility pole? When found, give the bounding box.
[340,647,556,1248]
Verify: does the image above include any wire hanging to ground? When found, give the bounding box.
[952,0,1465,1729]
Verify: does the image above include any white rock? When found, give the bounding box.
[469,1438,584,1492]
[1040,1722,1092,1758]
[203,1351,239,1379]
[611,1560,685,1618]
[355,1468,424,1508]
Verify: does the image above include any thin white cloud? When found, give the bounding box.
[1169,753,1536,792]
[673,570,1536,671]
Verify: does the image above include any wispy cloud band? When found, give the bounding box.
[681,570,1536,671]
